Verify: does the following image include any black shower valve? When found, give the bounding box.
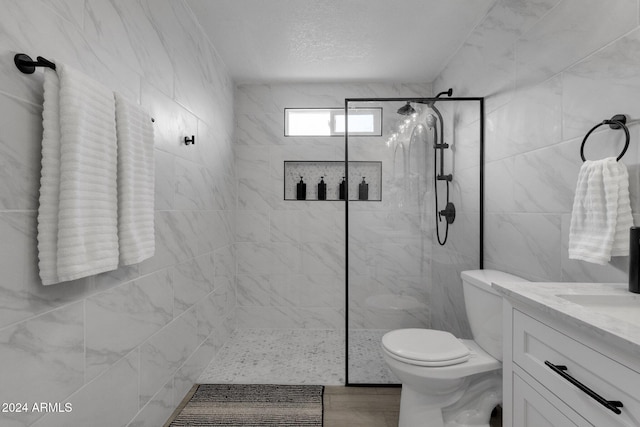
[438,202,456,224]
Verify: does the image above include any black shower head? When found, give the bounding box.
[397,101,416,116]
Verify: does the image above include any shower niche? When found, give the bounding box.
[284,161,382,201]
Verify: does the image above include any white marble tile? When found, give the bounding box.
[198,119,235,178]
[301,242,345,276]
[236,274,271,307]
[173,254,215,316]
[34,350,139,427]
[84,0,174,97]
[140,81,200,163]
[485,158,516,213]
[195,283,235,346]
[297,274,345,308]
[213,245,236,279]
[38,0,85,27]
[154,149,174,210]
[85,270,173,381]
[237,210,270,242]
[128,379,174,427]
[174,158,207,210]
[512,138,582,214]
[236,306,304,329]
[516,0,636,88]
[367,241,423,278]
[174,339,216,406]
[236,113,287,146]
[270,210,303,243]
[563,27,640,141]
[0,301,84,427]
[485,213,562,280]
[140,309,197,406]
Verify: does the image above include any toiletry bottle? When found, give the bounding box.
[339,177,346,200]
[630,227,640,293]
[317,176,327,200]
[358,177,368,201]
[296,177,306,200]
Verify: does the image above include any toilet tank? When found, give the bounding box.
[461,269,528,361]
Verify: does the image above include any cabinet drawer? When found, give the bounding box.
[513,309,640,426]
[513,367,589,427]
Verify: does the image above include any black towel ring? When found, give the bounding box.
[580,114,630,162]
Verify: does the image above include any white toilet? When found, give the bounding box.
[381,269,528,427]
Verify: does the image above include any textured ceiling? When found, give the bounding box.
[186,0,496,83]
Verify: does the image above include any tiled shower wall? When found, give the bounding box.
[435,0,640,310]
[235,83,432,329]
[0,1,235,426]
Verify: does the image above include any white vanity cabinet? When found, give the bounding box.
[501,297,640,427]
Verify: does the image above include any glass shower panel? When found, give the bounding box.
[345,97,483,385]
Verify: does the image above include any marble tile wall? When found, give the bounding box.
[235,83,433,330]
[434,0,640,331]
[0,1,235,426]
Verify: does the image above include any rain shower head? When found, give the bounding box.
[397,101,416,116]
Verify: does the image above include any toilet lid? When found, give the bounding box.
[382,329,471,366]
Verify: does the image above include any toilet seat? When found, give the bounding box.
[381,329,471,367]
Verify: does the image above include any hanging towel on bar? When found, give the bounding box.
[568,157,634,265]
[115,93,155,265]
[37,64,119,285]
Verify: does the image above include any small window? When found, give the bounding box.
[284,108,382,137]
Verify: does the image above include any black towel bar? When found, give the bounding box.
[14,53,156,124]
[14,53,56,74]
[580,114,630,162]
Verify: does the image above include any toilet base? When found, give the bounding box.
[398,370,501,427]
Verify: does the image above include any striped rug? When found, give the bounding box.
[168,384,324,426]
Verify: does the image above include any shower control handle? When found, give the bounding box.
[438,202,456,224]
[437,174,452,181]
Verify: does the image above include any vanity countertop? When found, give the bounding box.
[492,281,640,357]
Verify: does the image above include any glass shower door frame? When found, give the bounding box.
[344,96,485,386]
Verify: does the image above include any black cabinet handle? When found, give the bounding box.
[545,361,623,415]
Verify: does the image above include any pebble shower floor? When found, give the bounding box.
[198,329,398,385]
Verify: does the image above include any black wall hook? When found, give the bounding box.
[14,53,56,74]
[184,135,195,145]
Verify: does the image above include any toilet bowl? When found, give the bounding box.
[381,270,528,427]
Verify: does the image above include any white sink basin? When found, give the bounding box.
[557,294,640,324]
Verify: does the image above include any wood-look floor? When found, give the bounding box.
[323,386,401,427]
[324,386,503,427]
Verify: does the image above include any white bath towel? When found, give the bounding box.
[568,157,634,264]
[115,93,155,265]
[37,64,119,285]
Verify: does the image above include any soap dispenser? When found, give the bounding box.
[339,177,346,200]
[630,226,640,293]
[296,176,306,200]
[358,177,368,201]
[317,176,327,200]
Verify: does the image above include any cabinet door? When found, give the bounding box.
[513,372,590,427]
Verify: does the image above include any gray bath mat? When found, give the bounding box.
[168,384,324,426]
